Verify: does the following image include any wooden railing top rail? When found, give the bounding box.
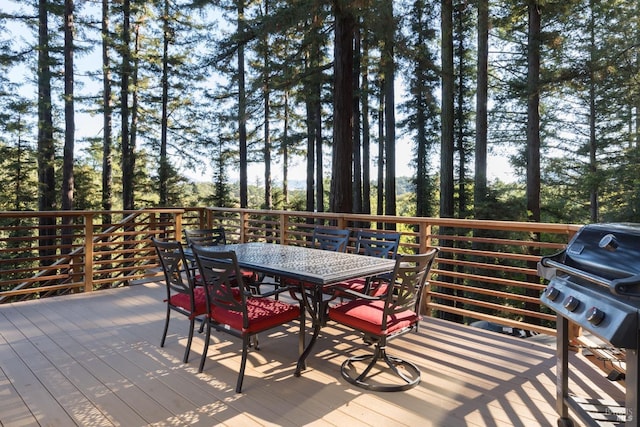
[203,207,582,234]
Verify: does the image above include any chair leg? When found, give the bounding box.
[160,306,170,347]
[198,320,212,373]
[236,336,250,393]
[183,318,195,363]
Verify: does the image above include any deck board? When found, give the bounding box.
[0,282,625,426]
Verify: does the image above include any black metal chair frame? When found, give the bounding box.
[191,244,305,393]
[184,227,226,247]
[334,229,401,296]
[152,238,203,364]
[185,227,262,295]
[310,227,351,252]
[328,249,439,392]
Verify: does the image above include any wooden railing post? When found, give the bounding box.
[240,211,249,243]
[280,213,288,245]
[174,212,183,241]
[84,213,94,292]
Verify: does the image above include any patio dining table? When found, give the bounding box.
[186,242,396,376]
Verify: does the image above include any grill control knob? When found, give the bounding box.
[586,307,605,326]
[599,234,619,251]
[563,296,580,312]
[544,286,560,301]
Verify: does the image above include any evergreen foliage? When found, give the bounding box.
[0,0,639,225]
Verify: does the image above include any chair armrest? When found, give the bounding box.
[246,283,300,299]
[331,286,385,301]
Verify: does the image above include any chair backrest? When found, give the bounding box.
[383,248,439,325]
[152,238,198,301]
[191,245,248,323]
[354,230,400,259]
[311,227,350,252]
[184,227,226,247]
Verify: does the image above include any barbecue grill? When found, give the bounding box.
[539,223,640,427]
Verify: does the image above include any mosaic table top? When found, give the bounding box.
[193,242,396,286]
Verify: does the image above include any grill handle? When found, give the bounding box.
[611,274,640,297]
[539,258,612,289]
[541,258,640,298]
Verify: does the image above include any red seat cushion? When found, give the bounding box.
[334,278,388,298]
[328,299,420,336]
[168,286,242,319]
[168,287,208,318]
[338,277,367,292]
[210,298,300,334]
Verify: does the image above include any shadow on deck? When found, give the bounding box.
[0,282,624,426]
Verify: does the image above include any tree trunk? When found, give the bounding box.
[238,1,248,208]
[129,20,140,208]
[440,0,455,219]
[382,1,396,222]
[525,0,542,326]
[101,0,113,223]
[377,82,384,228]
[352,23,362,215]
[588,0,599,223]
[330,1,354,213]
[37,0,56,261]
[361,34,371,215]
[305,96,315,212]
[159,0,170,207]
[526,0,541,223]
[62,0,74,214]
[121,0,133,210]
[474,0,488,219]
[61,0,75,253]
[263,0,272,210]
[283,89,290,206]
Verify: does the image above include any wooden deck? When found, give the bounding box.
[0,282,625,427]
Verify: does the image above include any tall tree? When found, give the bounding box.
[260,0,272,210]
[238,0,248,208]
[37,0,56,260]
[61,0,75,253]
[352,22,363,214]
[62,0,74,214]
[121,0,134,209]
[381,0,396,220]
[400,0,439,218]
[329,0,355,213]
[440,0,454,219]
[159,0,171,206]
[474,0,488,218]
[102,0,113,220]
[526,0,541,223]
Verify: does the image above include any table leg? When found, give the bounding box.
[295,286,323,376]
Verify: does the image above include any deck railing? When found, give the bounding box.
[0,207,581,336]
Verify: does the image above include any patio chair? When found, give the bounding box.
[332,230,401,297]
[184,227,227,247]
[184,227,260,293]
[310,226,351,252]
[327,248,439,392]
[191,244,305,393]
[152,238,207,363]
[280,226,351,296]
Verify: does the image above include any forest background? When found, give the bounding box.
[1,0,639,226]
